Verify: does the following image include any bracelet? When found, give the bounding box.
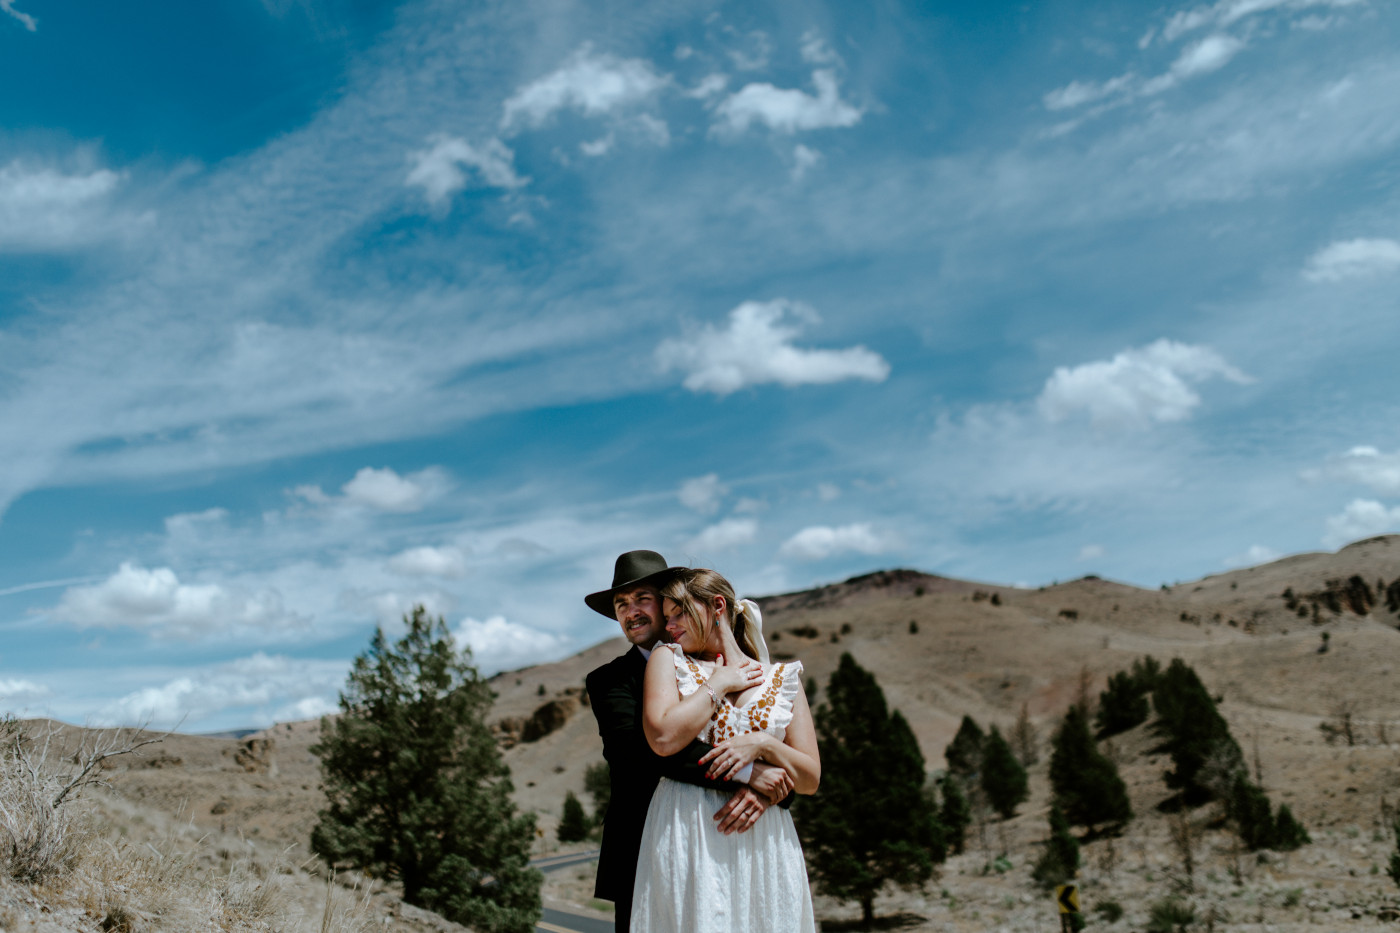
[704,684,719,711]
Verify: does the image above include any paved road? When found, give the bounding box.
[531,849,611,933]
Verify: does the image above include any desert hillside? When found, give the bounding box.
[8,535,1400,931]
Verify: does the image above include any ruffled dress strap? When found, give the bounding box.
[663,644,705,698]
[751,660,803,736]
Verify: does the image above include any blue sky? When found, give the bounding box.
[3,0,1399,731]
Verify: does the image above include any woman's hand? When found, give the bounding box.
[699,731,771,781]
[705,653,763,696]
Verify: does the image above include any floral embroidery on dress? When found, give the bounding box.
[669,647,802,744]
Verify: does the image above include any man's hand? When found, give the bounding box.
[713,786,773,835]
[747,761,793,802]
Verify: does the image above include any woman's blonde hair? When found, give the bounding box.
[660,568,762,660]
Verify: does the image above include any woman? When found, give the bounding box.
[632,567,820,933]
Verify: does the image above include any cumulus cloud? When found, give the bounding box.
[1143,34,1246,94]
[656,299,890,396]
[1037,339,1250,429]
[95,652,346,728]
[713,70,862,135]
[1043,74,1134,110]
[678,473,728,514]
[686,74,729,99]
[1224,544,1281,568]
[449,615,571,675]
[688,517,758,553]
[302,466,448,513]
[778,523,891,561]
[1,0,36,31]
[1302,238,1400,282]
[1322,498,1400,549]
[52,563,306,640]
[0,678,49,702]
[501,45,668,132]
[1308,446,1400,496]
[0,161,129,251]
[406,135,526,206]
[387,545,470,579]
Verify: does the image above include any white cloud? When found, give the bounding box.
[1143,34,1246,94]
[1037,339,1250,429]
[1161,0,1363,42]
[816,482,841,502]
[1309,446,1400,496]
[1077,544,1106,561]
[1043,74,1134,111]
[688,517,758,553]
[501,45,668,132]
[580,133,615,157]
[163,507,229,539]
[656,299,890,396]
[52,563,306,640]
[791,144,821,181]
[778,523,891,561]
[449,615,571,675]
[0,161,128,251]
[800,31,841,66]
[0,678,49,702]
[406,135,526,206]
[340,466,446,512]
[679,473,728,514]
[686,74,729,99]
[1303,238,1400,282]
[1,0,35,31]
[1322,498,1400,549]
[95,652,347,728]
[1224,544,1280,567]
[726,30,772,72]
[363,590,458,628]
[387,545,470,579]
[713,70,862,135]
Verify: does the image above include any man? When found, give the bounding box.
[584,550,791,933]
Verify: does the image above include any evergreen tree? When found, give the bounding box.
[1388,817,1400,890]
[940,767,974,851]
[797,653,946,929]
[1095,669,1151,737]
[979,726,1028,819]
[1049,706,1132,832]
[938,773,971,855]
[944,715,985,781]
[1272,804,1310,851]
[1152,659,1241,800]
[582,760,610,826]
[557,791,589,843]
[1032,804,1080,889]
[312,607,541,933]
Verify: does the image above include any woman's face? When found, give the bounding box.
[662,597,706,653]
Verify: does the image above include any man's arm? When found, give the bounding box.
[587,663,737,793]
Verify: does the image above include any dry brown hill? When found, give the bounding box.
[21,535,1400,931]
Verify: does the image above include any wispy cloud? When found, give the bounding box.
[0,161,137,251]
[1303,238,1400,281]
[1037,340,1250,429]
[688,517,758,554]
[656,300,889,396]
[1143,34,1247,94]
[678,473,728,514]
[1307,446,1400,495]
[501,44,669,132]
[406,135,527,205]
[713,70,862,135]
[387,545,470,579]
[0,0,35,32]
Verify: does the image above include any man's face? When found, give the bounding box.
[613,584,665,649]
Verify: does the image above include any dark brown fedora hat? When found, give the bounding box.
[585,549,681,618]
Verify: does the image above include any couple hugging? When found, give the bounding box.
[584,550,821,933]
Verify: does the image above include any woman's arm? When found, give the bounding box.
[699,678,821,795]
[642,648,762,756]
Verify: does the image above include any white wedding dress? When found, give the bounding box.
[631,646,816,933]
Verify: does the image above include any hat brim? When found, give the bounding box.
[584,566,683,619]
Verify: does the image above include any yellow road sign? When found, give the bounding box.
[1055,883,1080,914]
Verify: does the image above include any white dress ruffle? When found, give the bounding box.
[630,648,815,933]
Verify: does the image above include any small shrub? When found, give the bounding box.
[557,791,589,843]
[1282,887,1303,908]
[908,620,919,634]
[1147,896,1196,932]
[1095,900,1125,922]
[840,623,852,635]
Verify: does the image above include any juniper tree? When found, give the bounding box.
[582,760,610,826]
[938,773,971,855]
[312,607,541,933]
[557,791,589,843]
[944,714,985,781]
[1273,804,1310,851]
[1095,668,1152,737]
[797,653,946,929]
[1152,659,1241,801]
[979,726,1028,820]
[1032,804,1080,890]
[1049,705,1132,832]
